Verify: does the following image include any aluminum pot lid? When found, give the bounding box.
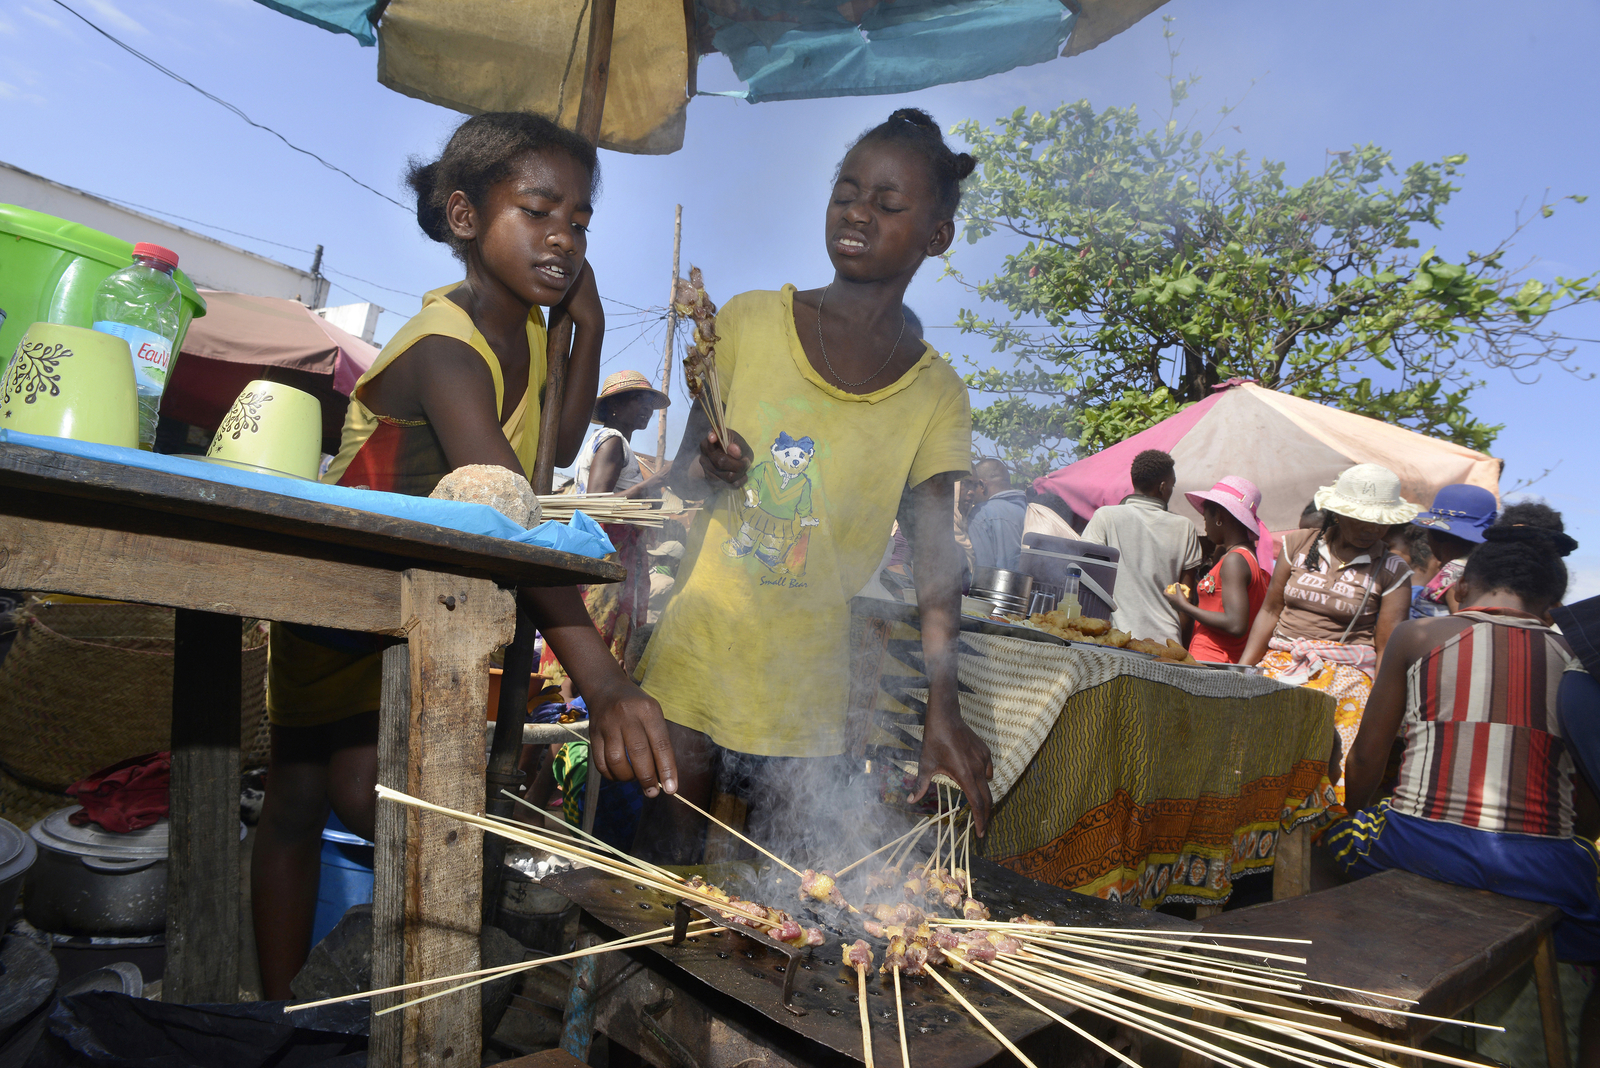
[0,816,35,881]
[29,806,168,861]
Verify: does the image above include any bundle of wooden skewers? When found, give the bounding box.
[673,267,728,447]
[537,493,666,528]
[292,785,1503,1068]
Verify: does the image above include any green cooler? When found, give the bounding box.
[0,204,206,367]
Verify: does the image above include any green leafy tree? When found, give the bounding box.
[948,25,1598,476]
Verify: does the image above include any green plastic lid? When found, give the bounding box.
[0,203,207,316]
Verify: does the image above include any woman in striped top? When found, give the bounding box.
[1328,503,1600,1062]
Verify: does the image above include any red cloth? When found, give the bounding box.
[67,751,171,833]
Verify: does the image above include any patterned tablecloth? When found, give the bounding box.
[857,610,1337,908]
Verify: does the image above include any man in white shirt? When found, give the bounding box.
[1079,449,1203,644]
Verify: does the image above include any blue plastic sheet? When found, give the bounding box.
[251,0,378,46]
[0,430,615,558]
[710,0,1075,104]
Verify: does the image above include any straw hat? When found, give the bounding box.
[592,370,670,423]
[1313,464,1420,526]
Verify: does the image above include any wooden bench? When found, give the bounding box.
[1178,868,1568,1068]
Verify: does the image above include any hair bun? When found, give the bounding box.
[405,160,451,242]
[1484,523,1579,557]
[888,107,938,130]
[952,152,977,182]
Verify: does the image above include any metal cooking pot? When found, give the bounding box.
[970,567,1033,602]
[0,816,37,923]
[25,807,167,936]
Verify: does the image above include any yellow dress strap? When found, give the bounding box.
[345,283,547,480]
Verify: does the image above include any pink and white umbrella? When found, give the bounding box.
[1033,381,1501,541]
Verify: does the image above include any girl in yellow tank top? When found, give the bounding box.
[254,113,678,998]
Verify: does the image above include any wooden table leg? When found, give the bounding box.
[372,571,516,1068]
[1272,821,1312,900]
[1533,930,1569,1068]
[164,609,242,1004]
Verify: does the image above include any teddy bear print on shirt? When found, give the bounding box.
[723,430,822,577]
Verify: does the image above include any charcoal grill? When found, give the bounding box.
[534,853,1195,1068]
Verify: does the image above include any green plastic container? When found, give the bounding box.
[0,204,206,371]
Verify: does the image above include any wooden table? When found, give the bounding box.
[1187,869,1567,1068]
[0,441,621,1067]
[847,597,1335,911]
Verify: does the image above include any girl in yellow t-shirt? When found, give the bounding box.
[254,113,676,997]
[633,108,995,864]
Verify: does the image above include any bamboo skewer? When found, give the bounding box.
[670,791,804,878]
[925,964,1042,1068]
[375,786,773,927]
[959,956,1142,1068]
[962,812,972,898]
[378,926,710,1017]
[839,807,963,880]
[856,965,876,1068]
[892,967,910,1068]
[993,955,1493,1068]
[547,724,807,883]
[497,789,683,884]
[288,921,712,1012]
[955,919,1312,944]
[988,957,1304,1068]
[837,816,934,877]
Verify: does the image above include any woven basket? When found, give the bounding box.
[0,603,270,829]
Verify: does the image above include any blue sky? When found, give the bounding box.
[3,0,1597,591]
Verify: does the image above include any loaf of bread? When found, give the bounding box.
[429,465,542,529]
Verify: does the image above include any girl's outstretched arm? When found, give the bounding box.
[519,585,678,797]
[905,472,994,834]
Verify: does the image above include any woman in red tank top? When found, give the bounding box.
[1166,476,1269,663]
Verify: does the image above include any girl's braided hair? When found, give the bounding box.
[842,108,977,220]
[405,112,599,261]
[1463,501,1577,608]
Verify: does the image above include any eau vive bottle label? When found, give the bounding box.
[92,321,171,389]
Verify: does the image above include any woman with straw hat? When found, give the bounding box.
[1241,464,1419,803]
[1165,476,1271,664]
[542,371,671,684]
[576,369,672,498]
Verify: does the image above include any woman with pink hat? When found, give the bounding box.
[1165,476,1270,663]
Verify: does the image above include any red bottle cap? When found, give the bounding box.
[132,243,179,269]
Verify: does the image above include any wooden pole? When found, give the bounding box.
[532,0,617,493]
[658,204,682,466]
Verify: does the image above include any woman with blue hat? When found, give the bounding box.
[1410,484,1499,618]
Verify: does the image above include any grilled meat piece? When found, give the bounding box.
[845,938,874,971]
[961,897,990,921]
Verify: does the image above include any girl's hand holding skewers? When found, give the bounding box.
[697,426,753,489]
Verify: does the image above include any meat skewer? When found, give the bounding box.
[836,816,934,877]
[670,791,804,878]
[845,939,876,1068]
[672,266,727,445]
[891,965,910,1068]
[925,964,1041,1068]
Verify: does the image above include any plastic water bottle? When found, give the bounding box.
[1061,566,1083,619]
[92,243,182,449]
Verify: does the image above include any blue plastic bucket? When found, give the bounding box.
[311,812,373,948]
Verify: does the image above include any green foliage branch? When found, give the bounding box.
[947,20,1598,477]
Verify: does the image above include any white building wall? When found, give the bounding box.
[0,160,329,306]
